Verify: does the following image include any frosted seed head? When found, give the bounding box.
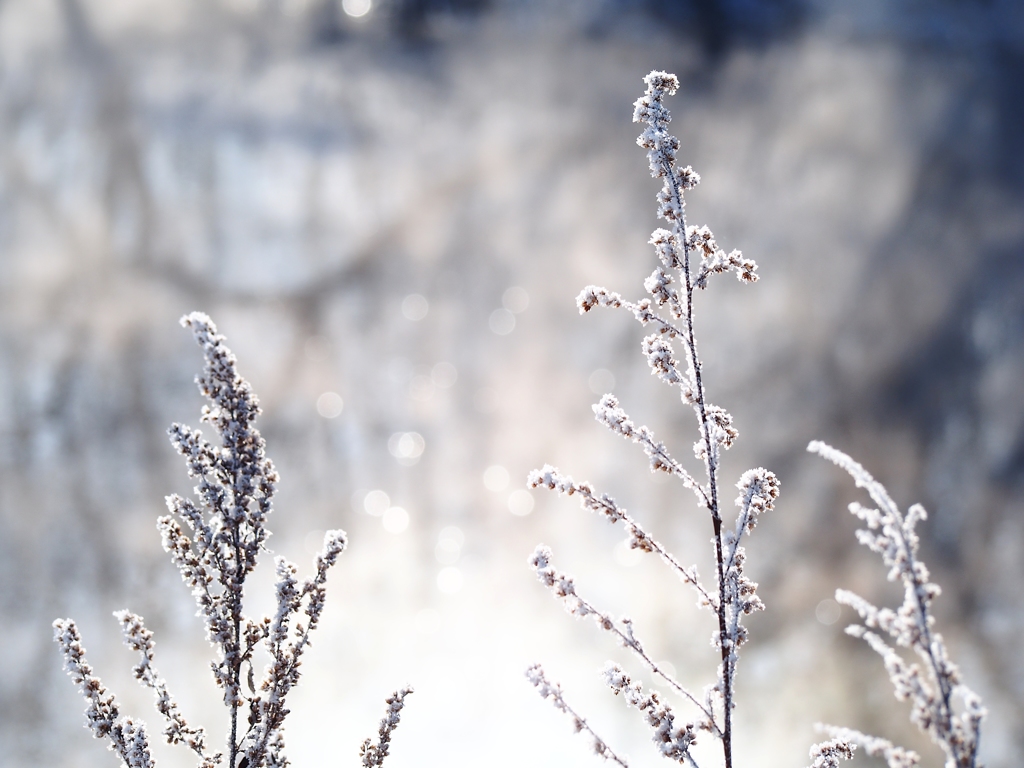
[643,71,680,97]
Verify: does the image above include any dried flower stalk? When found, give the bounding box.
[54,313,411,768]
[525,70,986,768]
[526,71,777,768]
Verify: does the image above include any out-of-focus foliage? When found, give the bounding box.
[0,1,1022,767]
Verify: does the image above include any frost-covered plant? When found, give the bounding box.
[526,71,777,768]
[54,312,412,768]
[807,441,986,768]
[524,71,986,768]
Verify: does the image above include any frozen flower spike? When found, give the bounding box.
[815,726,920,768]
[53,619,126,743]
[55,314,410,768]
[115,610,217,764]
[808,441,985,768]
[807,739,855,768]
[53,618,168,768]
[604,663,702,767]
[527,72,768,768]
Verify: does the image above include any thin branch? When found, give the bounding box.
[604,664,702,768]
[116,611,219,766]
[529,546,720,733]
[526,665,630,768]
[591,394,711,510]
[529,467,716,609]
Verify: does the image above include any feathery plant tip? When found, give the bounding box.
[54,312,412,768]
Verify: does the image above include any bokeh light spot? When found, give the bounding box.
[489,308,515,335]
[341,0,372,18]
[502,286,530,313]
[401,293,428,321]
[483,465,509,492]
[363,490,390,517]
[588,368,616,395]
[508,489,534,516]
[437,566,463,594]
[388,432,425,465]
[816,598,841,625]
[382,506,409,534]
[316,391,344,418]
[431,361,458,389]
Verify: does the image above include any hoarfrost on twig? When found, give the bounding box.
[360,688,414,768]
[527,467,714,608]
[808,440,985,768]
[816,725,920,768]
[604,663,703,768]
[806,738,855,768]
[116,610,219,765]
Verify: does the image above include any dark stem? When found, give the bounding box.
[710,515,731,768]
[888,511,961,761]
[230,621,240,768]
[229,512,244,768]
[666,159,732,768]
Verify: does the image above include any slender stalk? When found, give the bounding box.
[663,145,732,768]
[229,622,240,768]
[809,440,986,767]
[229,516,243,768]
[886,507,960,759]
[526,666,631,768]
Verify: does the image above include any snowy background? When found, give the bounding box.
[1,1,1023,766]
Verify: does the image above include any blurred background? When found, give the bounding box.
[1,0,1022,766]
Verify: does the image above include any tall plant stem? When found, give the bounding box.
[666,159,732,768]
[229,522,243,768]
